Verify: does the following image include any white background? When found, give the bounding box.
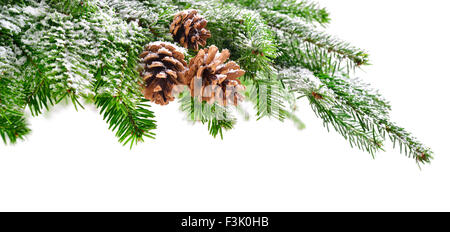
[0,0,449,211]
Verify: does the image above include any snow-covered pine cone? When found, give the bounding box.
[186,45,246,106]
[139,42,188,105]
[170,9,211,51]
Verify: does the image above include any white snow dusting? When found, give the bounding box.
[23,5,44,17]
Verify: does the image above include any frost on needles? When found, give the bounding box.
[0,0,432,164]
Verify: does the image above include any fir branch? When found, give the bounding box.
[308,92,383,155]
[22,58,56,115]
[104,0,175,41]
[19,7,92,114]
[2,0,95,115]
[315,73,391,123]
[89,5,157,146]
[0,2,32,143]
[280,66,432,163]
[379,120,432,164]
[265,10,369,73]
[0,109,30,144]
[2,0,158,144]
[0,42,30,144]
[224,0,330,25]
[244,75,288,121]
[234,13,278,78]
[280,67,384,155]
[208,118,234,139]
[46,0,97,16]
[94,95,156,147]
[315,73,431,163]
[104,0,159,27]
[179,90,236,138]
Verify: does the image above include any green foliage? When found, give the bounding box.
[268,10,369,74]
[105,0,175,41]
[0,0,432,164]
[0,53,30,144]
[95,95,156,147]
[244,75,287,121]
[0,2,31,143]
[46,0,97,16]
[87,1,157,146]
[178,90,236,138]
[225,0,330,25]
[1,0,157,145]
[279,66,432,164]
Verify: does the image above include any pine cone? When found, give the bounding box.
[186,45,246,106]
[170,9,211,51]
[139,42,188,105]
